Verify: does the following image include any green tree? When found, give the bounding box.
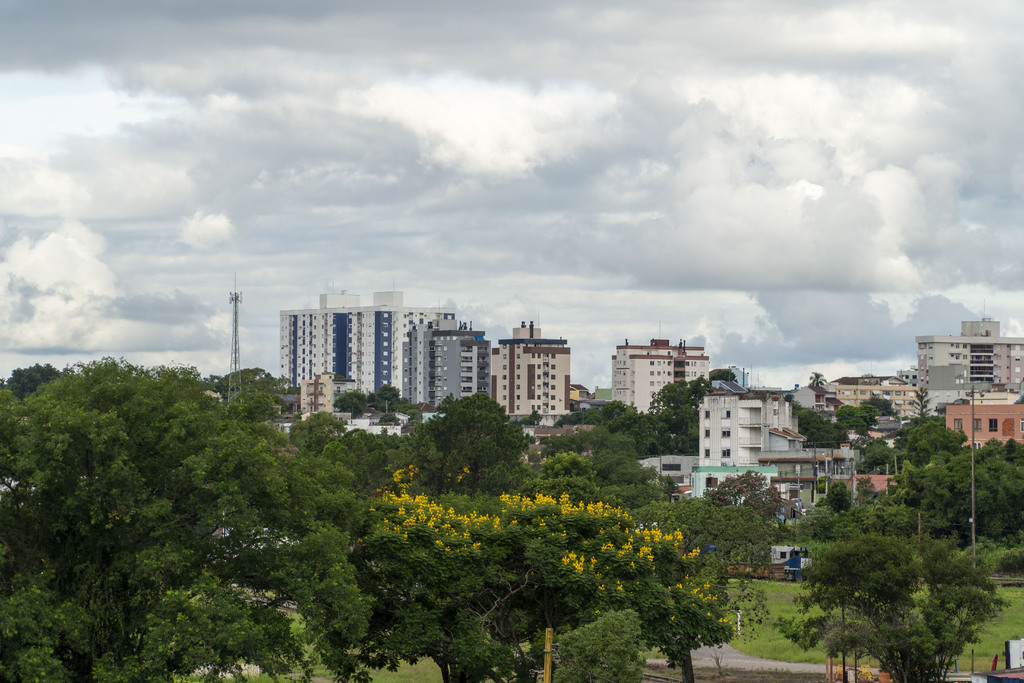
[912,387,932,418]
[793,405,846,447]
[823,482,852,513]
[554,610,643,683]
[6,363,62,399]
[856,438,895,474]
[709,369,737,383]
[335,390,369,417]
[903,421,964,467]
[0,360,368,682]
[411,393,530,497]
[521,452,600,503]
[705,471,783,525]
[808,372,826,388]
[541,426,637,461]
[835,404,878,436]
[554,409,604,427]
[650,377,712,454]
[897,444,1024,543]
[514,408,542,426]
[372,383,401,411]
[204,367,288,401]
[781,534,1002,683]
[601,401,660,456]
[353,492,733,683]
[863,396,895,417]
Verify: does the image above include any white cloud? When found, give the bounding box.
[180,210,236,248]
[339,76,618,177]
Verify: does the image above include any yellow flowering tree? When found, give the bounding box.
[352,489,733,683]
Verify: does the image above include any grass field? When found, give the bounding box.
[193,582,1024,680]
[730,581,1024,668]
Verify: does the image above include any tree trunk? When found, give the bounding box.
[681,651,695,683]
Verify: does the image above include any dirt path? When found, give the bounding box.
[650,643,826,673]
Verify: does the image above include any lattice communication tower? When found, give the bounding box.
[228,277,243,401]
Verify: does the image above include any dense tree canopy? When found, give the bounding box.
[834,404,879,436]
[704,471,783,525]
[410,393,531,497]
[782,534,1002,683]
[6,363,63,399]
[353,491,733,683]
[0,360,368,682]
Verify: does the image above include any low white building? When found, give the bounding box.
[699,391,804,467]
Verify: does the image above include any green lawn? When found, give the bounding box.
[729,581,1024,668]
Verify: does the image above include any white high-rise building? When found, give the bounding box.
[280,291,455,392]
[611,339,710,412]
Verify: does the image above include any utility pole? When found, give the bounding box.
[970,385,977,561]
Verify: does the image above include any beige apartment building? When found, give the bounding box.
[491,322,570,418]
[831,376,916,418]
[299,372,357,414]
[611,339,710,412]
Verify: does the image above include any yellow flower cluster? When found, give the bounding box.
[372,491,726,617]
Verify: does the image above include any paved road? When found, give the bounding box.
[650,644,827,673]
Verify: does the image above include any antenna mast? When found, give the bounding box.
[228,275,243,401]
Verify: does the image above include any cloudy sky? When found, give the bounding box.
[2,1,1023,391]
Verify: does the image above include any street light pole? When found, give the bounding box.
[970,385,977,561]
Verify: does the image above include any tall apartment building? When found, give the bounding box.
[280,291,455,392]
[403,319,491,405]
[491,322,570,418]
[916,318,1024,406]
[611,339,710,412]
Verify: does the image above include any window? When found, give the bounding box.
[704,429,710,437]
[722,448,731,458]
[704,449,710,458]
[722,430,731,438]
[973,418,982,431]
[662,463,682,472]
[989,418,998,432]
[705,410,710,419]
[724,410,731,418]
[953,419,963,431]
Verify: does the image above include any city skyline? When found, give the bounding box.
[3,2,1024,390]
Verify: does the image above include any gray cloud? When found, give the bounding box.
[2,1,1023,386]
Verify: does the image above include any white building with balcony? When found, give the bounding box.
[699,391,804,467]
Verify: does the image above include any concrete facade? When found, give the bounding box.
[491,322,570,418]
[403,319,491,405]
[699,392,803,467]
[611,339,710,412]
[280,290,455,392]
[916,318,1024,406]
